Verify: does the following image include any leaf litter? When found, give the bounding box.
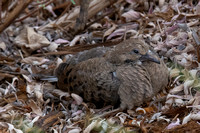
[1,0,200,132]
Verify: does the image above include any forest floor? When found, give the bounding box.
[1,0,200,132]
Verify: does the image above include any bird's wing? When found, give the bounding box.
[116,64,154,109]
[57,57,121,105]
[143,59,169,94]
[66,47,110,65]
[55,46,109,77]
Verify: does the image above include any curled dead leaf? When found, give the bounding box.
[68,128,81,133]
[136,107,146,114]
[46,42,59,52]
[169,84,184,94]
[71,93,83,105]
[22,57,49,65]
[0,42,6,51]
[103,24,117,39]
[29,99,43,116]
[166,118,180,129]
[83,120,98,133]
[121,9,140,22]
[15,26,50,53]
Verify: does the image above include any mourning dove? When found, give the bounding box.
[55,38,169,109]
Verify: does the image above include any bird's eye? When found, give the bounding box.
[148,50,152,53]
[132,49,139,54]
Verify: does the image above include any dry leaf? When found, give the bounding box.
[71,93,83,105]
[121,9,140,22]
[166,118,180,129]
[0,42,6,51]
[46,42,59,52]
[83,120,98,133]
[103,24,117,39]
[22,57,49,65]
[15,26,50,53]
[29,100,43,116]
[68,128,81,133]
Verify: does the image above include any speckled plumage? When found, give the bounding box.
[55,38,169,109]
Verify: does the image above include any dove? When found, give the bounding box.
[55,38,169,109]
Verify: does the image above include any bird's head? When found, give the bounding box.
[106,38,160,65]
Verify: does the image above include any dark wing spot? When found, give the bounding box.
[64,78,68,84]
[97,86,102,91]
[69,86,73,91]
[66,69,72,76]
[98,93,102,97]
[73,84,78,89]
[82,85,86,89]
[69,77,73,83]
[78,81,82,86]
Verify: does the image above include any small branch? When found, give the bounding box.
[15,0,54,22]
[62,0,117,37]
[85,7,118,29]
[0,0,34,34]
[90,108,122,120]
[74,0,90,34]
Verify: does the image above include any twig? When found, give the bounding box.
[62,0,117,37]
[85,7,118,29]
[32,0,49,6]
[0,70,23,75]
[32,41,121,57]
[0,0,34,34]
[15,0,54,22]
[90,108,122,120]
[54,1,73,24]
[74,0,90,34]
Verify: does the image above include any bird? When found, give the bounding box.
[55,38,169,109]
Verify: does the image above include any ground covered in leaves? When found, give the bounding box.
[1,0,200,132]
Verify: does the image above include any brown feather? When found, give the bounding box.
[55,38,169,109]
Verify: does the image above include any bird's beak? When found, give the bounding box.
[139,53,160,64]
